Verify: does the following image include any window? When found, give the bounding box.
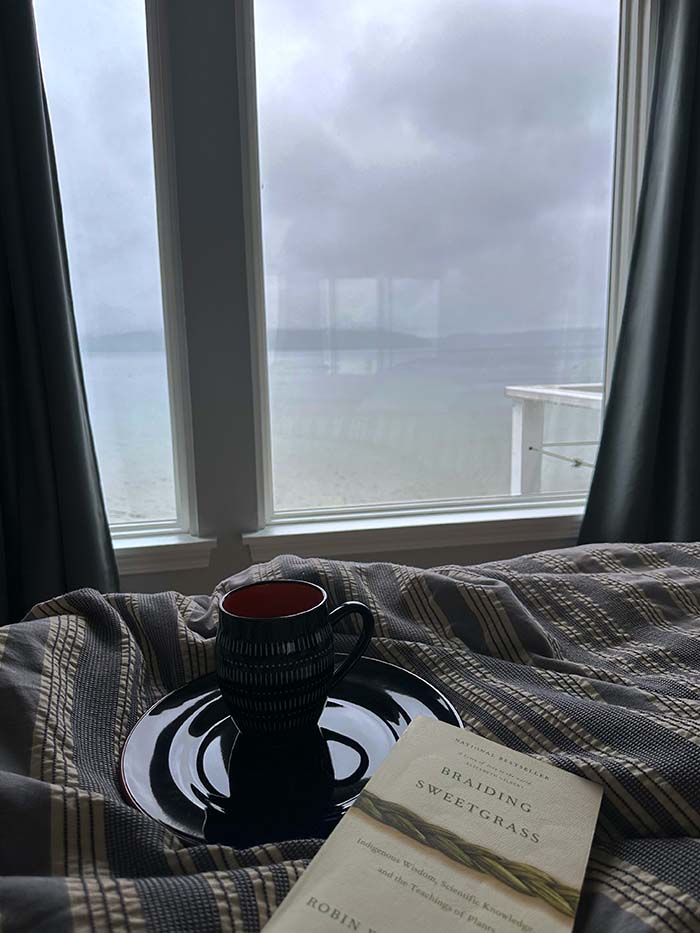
[254,0,620,515]
[34,0,178,527]
[29,0,657,576]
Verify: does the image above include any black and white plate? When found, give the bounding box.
[120,655,462,846]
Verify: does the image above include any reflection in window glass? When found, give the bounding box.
[255,0,619,511]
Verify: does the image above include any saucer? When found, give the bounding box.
[120,655,462,845]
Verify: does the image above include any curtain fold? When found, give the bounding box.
[0,1,118,625]
[580,0,700,544]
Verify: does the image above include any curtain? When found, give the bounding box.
[0,1,118,625]
[580,0,700,544]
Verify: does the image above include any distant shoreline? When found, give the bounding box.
[82,326,606,355]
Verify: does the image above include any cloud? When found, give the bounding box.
[34,0,162,338]
[256,0,619,332]
[34,0,619,338]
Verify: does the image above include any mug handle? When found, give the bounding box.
[328,601,375,687]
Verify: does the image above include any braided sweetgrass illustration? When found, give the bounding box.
[354,790,578,918]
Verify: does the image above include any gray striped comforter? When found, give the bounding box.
[1,544,700,931]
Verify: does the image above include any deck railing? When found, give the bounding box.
[504,383,603,495]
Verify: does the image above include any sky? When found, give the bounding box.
[34,0,161,341]
[33,0,620,340]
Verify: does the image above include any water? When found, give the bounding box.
[82,350,177,524]
[269,341,603,511]
[83,340,603,523]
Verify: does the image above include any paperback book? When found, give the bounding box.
[265,717,603,932]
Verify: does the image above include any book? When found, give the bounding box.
[265,717,603,933]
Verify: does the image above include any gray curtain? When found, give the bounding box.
[0,1,118,625]
[580,0,700,544]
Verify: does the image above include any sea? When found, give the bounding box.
[82,338,604,525]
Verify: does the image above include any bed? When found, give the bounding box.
[1,543,699,931]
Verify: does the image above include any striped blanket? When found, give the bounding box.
[1,544,700,931]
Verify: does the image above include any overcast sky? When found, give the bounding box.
[34,0,619,339]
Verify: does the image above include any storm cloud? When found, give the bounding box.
[35,0,619,339]
[256,0,619,334]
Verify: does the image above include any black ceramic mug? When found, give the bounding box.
[216,580,374,738]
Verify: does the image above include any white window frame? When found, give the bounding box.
[115,0,658,583]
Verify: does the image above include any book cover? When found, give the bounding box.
[265,717,602,932]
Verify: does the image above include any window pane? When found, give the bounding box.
[254,0,619,512]
[34,0,177,524]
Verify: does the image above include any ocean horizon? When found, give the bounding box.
[82,337,604,524]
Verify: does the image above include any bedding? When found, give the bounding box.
[1,543,700,931]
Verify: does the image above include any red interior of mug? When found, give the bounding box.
[222,580,325,619]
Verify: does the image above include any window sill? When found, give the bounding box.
[113,533,217,576]
[242,503,583,562]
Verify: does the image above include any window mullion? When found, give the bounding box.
[235,0,274,530]
[145,0,199,536]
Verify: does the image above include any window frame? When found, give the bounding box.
[115,0,657,583]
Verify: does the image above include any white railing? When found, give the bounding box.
[505,383,603,495]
